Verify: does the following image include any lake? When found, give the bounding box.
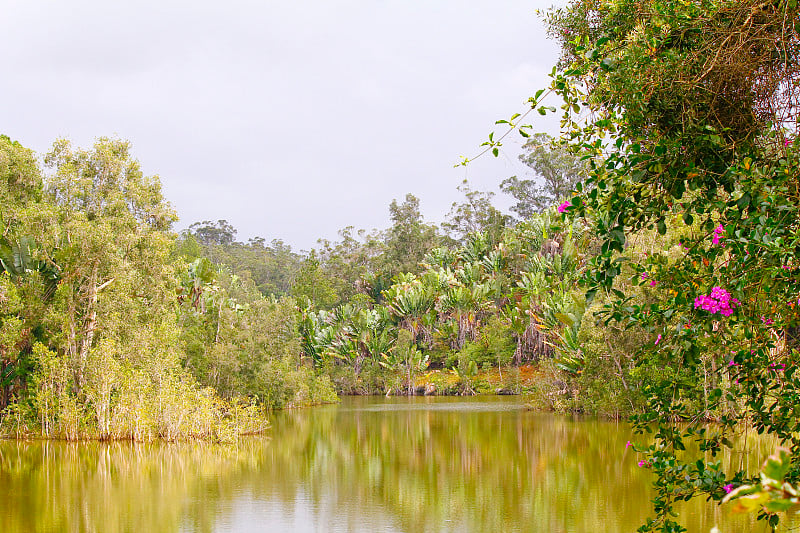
[0,396,785,532]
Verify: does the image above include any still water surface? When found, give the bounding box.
[0,396,784,532]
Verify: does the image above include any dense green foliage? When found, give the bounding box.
[0,137,334,441]
[296,212,591,396]
[6,16,796,533]
[482,0,800,529]
[1,128,595,442]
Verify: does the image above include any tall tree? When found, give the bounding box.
[317,226,385,304]
[381,194,440,278]
[44,137,178,390]
[291,252,339,310]
[500,133,586,219]
[187,220,237,246]
[181,223,303,297]
[0,135,52,410]
[442,180,509,244]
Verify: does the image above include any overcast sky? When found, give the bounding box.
[3,0,563,251]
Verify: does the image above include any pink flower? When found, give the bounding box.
[650,280,657,287]
[712,224,724,245]
[655,334,662,345]
[626,440,632,449]
[761,316,774,326]
[558,200,571,213]
[724,483,735,493]
[694,287,739,316]
[785,139,793,147]
[638,460,650,468]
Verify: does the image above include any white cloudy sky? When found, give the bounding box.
[2,0,563,250]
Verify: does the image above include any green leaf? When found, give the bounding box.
[554,312,574,326]
[737,193,751,209]
[763,449,791,481]
[764,499,794,513]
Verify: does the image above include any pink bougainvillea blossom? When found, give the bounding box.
[723,483,735,493]
[712,224,725,245]
[557,200,571,213]
[655,334,662,345]
[641,272,658,286]
[694,286,740,317]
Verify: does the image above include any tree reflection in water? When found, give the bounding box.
[0,397,784,532]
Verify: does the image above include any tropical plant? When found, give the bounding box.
[381,329,429,395]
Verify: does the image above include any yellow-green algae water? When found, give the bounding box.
[0,396,793,532]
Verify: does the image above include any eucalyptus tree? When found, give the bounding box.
[187,220,237,246]
[443,180,509,244]
[0,137,272,440]
[500,133,587,219]
[182,221,303,298]
[43,137,178,391]
[0,134,43,219]
[382,194,441,278]
[291,252,339,309]
[316,226,385,304]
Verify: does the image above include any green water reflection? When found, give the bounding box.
[0,396,788,532]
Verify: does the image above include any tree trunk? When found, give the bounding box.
[77,263,114,391]
[77,262,99,389]
[214,296,224,344]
